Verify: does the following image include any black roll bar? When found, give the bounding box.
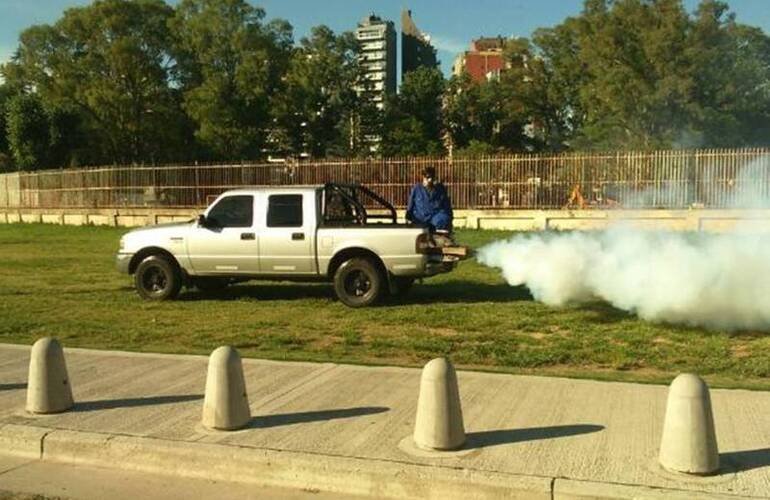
[323,183,398,225]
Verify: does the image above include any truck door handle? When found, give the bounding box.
[240,232,255,240]
[292,232,305,241]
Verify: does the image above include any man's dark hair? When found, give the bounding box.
[421,166,436,178]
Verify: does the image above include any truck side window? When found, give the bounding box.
[267,195,303,227]
[207,195,253,228]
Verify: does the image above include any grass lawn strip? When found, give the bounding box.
[0,223,767,390]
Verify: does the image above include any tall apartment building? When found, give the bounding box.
[401,9,437,80]
[452,37,506,82]
[355,14,397,110]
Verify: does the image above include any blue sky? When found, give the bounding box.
[2,0,770,77]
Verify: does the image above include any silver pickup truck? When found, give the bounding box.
[116,183,467,307]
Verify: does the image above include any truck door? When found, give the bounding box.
[186,194,260,274]
[258,193,316,274]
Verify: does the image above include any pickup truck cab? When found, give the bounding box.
[116,184,467,307]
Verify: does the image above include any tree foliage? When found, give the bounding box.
[6,94,50,170]
[0,85,13,170]
[4,0,184,164]
[171,0,293,159]
[0,0,769,170]
[382,66,446,156]
[270,26,363,158]
[513,0,770,150]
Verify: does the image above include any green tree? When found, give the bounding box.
[454,139,498,157]
[383,66,445,156]
[6,93,50,170]
[567,0,694,149]
[271,26,362,158]
[3,0,183,165]
[488,40,539,151]
[524,20,588,150]
[171,0,293,159]
[498,0,770,150]
[446,42,551,154]
[0,85,13,170]
[687,1,770,146]
[47,106,87,168]
[443,72,519,153]
[443,72,482,150]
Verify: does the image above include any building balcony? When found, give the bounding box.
[361,41,385,51]
[354,84,386,93]
[356,30,385,40]
[363,61,387,71]
[360,52,386,62]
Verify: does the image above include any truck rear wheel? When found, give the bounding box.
[135,255,182,301]
[333,257,384,308]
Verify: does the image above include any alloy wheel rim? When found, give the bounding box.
[344,270,372,297]
[142,266,168,294]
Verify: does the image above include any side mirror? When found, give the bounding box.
[197,214,207,227]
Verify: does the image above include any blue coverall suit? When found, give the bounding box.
[405,183,453,231]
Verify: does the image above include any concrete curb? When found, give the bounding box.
[0,424,760,500]
[552,478,749,500]
[3,424,549,499]
[0,424,49,459]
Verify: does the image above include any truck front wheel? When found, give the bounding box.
[333,257,384,308]
[135,255,182,301]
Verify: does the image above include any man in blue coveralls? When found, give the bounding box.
[406,166,453,232]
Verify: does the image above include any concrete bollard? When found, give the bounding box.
[202,346,251,431]
[413,357,466,451]
[659,373,719,475]
[26,337,74,414]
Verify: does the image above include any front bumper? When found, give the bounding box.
[115,252,133,274]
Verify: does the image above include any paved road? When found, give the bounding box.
[1,343,768,499]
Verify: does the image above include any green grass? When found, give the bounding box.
[1,223,769,390]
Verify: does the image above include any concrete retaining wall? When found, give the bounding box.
[0,208,197,228]
[2,207,770,232]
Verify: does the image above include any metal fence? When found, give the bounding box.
[2,148,769,210]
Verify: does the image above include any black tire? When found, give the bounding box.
[333,257,384,308]
[134,255,182,301]
[193,277,230,292]
[391,276,415,296]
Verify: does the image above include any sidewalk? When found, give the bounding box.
[0,343,768,499]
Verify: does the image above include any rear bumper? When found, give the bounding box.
[425,257,458,276]
[115,252,133,274]
[387,254,456,278]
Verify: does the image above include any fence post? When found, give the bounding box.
[195,167,201,207]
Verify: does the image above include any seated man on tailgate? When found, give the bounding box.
[406,166,453,232]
